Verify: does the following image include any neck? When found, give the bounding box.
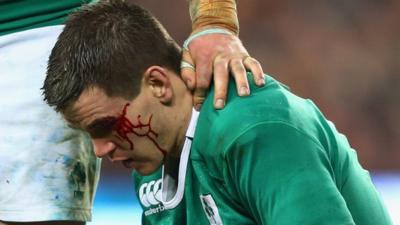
[163,75,194,159]
[169,97,193,159]
[162,93,192,183]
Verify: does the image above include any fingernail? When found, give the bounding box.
[194,104,202,111]
[258,78,265,86]
[239,86,250,96]
[215,99,225,109]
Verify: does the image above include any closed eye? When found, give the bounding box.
[87,116,118,139]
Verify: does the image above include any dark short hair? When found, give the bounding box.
[43,0,181,112]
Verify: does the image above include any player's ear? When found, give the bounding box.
[143,66,173,105]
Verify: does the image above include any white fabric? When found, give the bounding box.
[0,25,101,222]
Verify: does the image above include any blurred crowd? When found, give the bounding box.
[132,0,400,170]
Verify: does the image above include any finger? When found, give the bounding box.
[229,58,250,96]
[192,70,208,111]
[194,56,213,92]
[244,56,265,86]
[213,55,229,109]
[193,88,206,111]
[181,50,196,90]
[192,57,213,110]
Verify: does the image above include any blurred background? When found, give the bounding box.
[88,0,400,224]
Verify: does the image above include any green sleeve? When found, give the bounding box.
[330,129,393,225]
[225,122,355,225]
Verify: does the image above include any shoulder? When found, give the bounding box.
[191,74,334,180]
[193,74,326,155]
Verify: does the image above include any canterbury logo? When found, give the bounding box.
[139,178,163,207]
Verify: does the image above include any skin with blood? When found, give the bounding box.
[113,103,167,157]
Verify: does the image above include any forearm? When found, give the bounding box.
[189,0,239,34]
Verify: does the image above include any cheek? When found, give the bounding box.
[120,137,164,175]
[112,110,167,157]
[133,138,165,160]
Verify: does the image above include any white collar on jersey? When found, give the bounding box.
[161,108,199,209]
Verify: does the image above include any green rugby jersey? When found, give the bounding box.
[0,0,93,35]
[133,74,392,225]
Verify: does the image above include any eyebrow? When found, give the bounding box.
[86,116,119,138]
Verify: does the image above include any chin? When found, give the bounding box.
[135,163,162,176]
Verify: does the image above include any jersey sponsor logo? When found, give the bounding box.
[139,178,162,207]
[144,204,165,216]
[139,178,165,216]
[200,194,223,225]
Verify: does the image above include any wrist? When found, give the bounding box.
[191,25,234,36]
[183,27,233,50]
[190,0,239,35]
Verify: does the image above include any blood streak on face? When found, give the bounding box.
[113,103,167,157]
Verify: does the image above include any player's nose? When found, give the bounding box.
[92,138,117,158]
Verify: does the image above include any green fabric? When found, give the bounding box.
[133,166,209,225]
[0,0,94,35]
[133,74,392,225]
